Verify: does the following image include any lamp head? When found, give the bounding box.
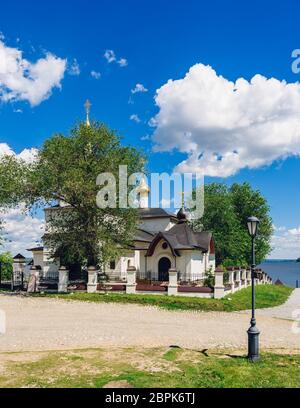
[247,216,260,238]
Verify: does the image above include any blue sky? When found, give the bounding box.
[1,0,300,257]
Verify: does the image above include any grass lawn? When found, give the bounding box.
[0,347,299,388]
[35,285,293,312]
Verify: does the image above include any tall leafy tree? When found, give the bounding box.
[192,182,273,266]
[26,122,145,267]
[230,183,273,264]
[0,252,13,280]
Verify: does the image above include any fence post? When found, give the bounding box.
[254,269,259,285]
[27,266,39,293]
[214,267,225,299]
[126,266,136,294]
[12,254,26,291]
[168,268,178,296]
[235,267,242,290]
[58,266,69,293]
[241,268,247,288]
[227,267,235,293]
[87,266,98,293]
[246,268,251,286]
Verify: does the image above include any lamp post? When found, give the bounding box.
[247,216,260,362]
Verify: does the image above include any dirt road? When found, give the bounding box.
[0,294,299,352]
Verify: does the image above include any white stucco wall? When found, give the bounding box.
[208,253,216,272]
[191,251,205,279]
[105,250,136,281]
[32,251,44,269]
[42,249,60,277]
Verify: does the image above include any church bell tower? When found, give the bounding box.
[136,178,150,208]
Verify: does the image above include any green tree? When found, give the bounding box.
[192,182,273,266]
[230,183,273,265]
[26,122,145,267]
[0,252,13,281]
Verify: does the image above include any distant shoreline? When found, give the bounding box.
[263,259,298,262]
[258,260,300,287]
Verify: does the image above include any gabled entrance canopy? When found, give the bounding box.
[145,222,213,257]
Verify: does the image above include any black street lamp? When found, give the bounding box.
[247,216,260,362]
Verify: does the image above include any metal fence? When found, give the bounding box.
[136,270,205,283]
[38,270,58,291]
[179,271,205,283]
[0,261,27,291]
[136,270,158,282]
[103,270,125,282]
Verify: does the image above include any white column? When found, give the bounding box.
[87,266,98,293]
[27,266,40,293]
[168,268,178,296]
[255,269,259,285]
[214,268,224,299]
[228,268,235,293]
[241,268,247,288]
[58,266,69,293]
[126,266,136,294]
[246,269,251,285]
[258,270,263,285]
[235,268,242,290]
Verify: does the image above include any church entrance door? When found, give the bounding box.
[158,257,171,281]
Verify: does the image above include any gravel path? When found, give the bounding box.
[0,294,299,352]
[256,289,300,320]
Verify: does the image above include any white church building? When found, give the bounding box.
[28,179,216,283]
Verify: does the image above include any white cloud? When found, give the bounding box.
[91,70,101,79]
[1,205,44,255]
[118,58,128,67]
[104,49,116,63]
[68,58,80,76]
[270,225,300,259]
[18,148,38,163]
[288,226,300,235]
[13,108,23,113]
[0,32,5,41]
[131,83,148,94]
[104,50,127,67]
[151,63,300,177]
[0,142,42,255]
[0,142,38,163]
[0,39,66,106]
[141,134,150,141]
[130,114,141,123]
